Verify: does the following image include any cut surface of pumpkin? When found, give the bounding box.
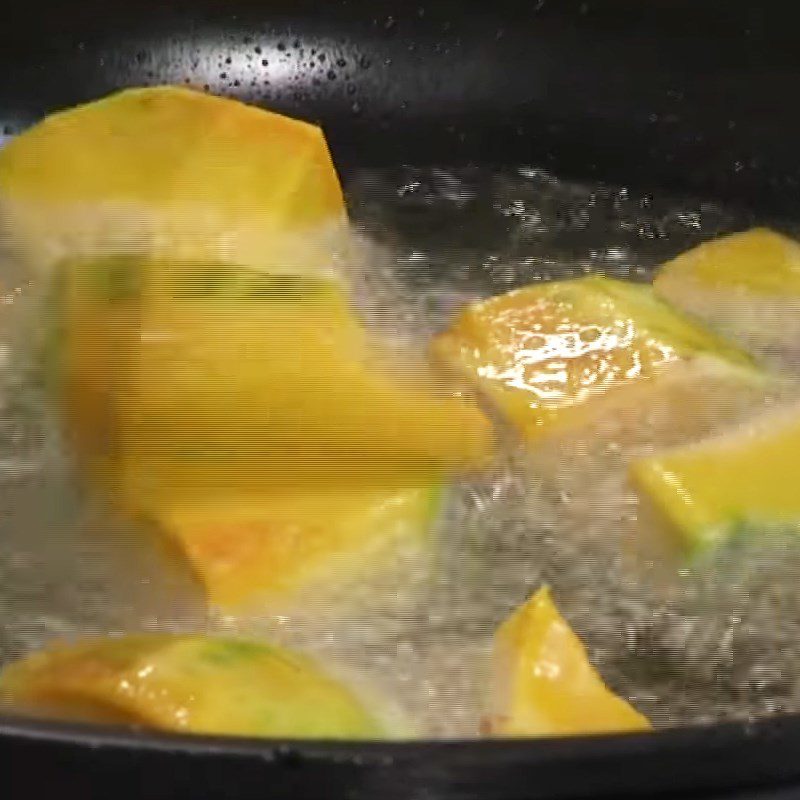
[159,483,443,608]
[631,408,800,554]
[653,228,800,367]
[58,261,492,495]
[0,635,387,739]
[55,259,485,606]
[655,228,800,296]
[433,275,754,440]
[0,86,347,272]
[487,587,651,736]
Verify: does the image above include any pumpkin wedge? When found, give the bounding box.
[654,228,800,366]
[433,275,756,441]
[0,86,346,273]
[631,406,800,554]
[157,484,443,608]
[57,261,491,500]
[0,635,389,739]
[487,587,650,736]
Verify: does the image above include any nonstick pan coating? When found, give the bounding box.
[2,1,800,798]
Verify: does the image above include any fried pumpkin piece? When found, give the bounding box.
[0,86,346,272]
[653,228,800,366]
[55,261,483,607]
[433,275,756,441]
[631,407,800,555]
[157,483,443,608]
[486,587,651,737]
[0,635,391,739]
[56,260,492,501]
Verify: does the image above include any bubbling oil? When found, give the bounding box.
[2,165,800,737]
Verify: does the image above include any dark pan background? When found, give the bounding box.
[2,1,800,798]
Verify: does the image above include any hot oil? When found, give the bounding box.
[3,166,800,736]
[0,238,207,666]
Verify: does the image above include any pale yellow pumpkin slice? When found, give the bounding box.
[55,260,486,607]
[56,261,492,500]
[0,635,390,739]
[655,228,800,297]
[654,228,800,366]
[631,406,800,554]
[157,483,443,608]
[486,586,651,736]
[0,86,346,273]
[433,276,756,441]
[55,258,485,607]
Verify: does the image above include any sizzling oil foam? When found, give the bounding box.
[2,166,800,736]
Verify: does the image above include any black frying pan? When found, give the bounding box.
[2,1,800,797]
